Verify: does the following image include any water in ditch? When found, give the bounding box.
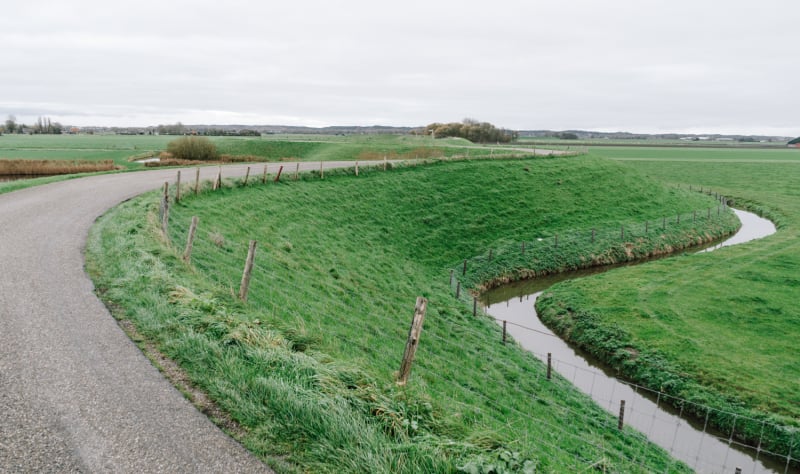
[481,209,792,474]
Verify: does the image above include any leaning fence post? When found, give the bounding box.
[213,167,222,190]
[274,165,284,182]
[175,170,181,203]
[194,167,200,195]
[160,182,169,237]
[238,240,257,302]
[397,297,428,385]
[618,400,626,430]
[547,353,552,380]
[183,216,199,263]
[243,166,250,186]
[456,281,461,299]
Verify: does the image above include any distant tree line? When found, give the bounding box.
[420,119,518,143]
[0,115,63,135]
[155,122,261,137]
[789,137,800,145]
[198,128,261,137]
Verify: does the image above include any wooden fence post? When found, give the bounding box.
[488,249,493,261]
[473,297,477,317]
[456,281,461,298]
[274,165,283,182]
[194,167,200,195]
[238,240,257,302]
[213,167,222,190]
[521,241,525,254]
[175,170,181,203]
[591,228,595,243]
[160,182,169,236]
[262,164,268,184]
[397,297,428,385]
[462,259,467,276]
[547,353,552,380]
[320,161,324,179]
[383,156,387,171]
[618,400,626,430]
[502,320,507,344]
[183,216,199,263]
[645,221,649,233]
[449,269,454,286]
[355,161,359,176]
[243,166,250,186]
[295,162,299,181]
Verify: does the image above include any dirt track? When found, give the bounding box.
[0,162,353,472]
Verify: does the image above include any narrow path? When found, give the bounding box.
[0,162,355,472]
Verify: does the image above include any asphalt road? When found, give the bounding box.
[0,162,355,473]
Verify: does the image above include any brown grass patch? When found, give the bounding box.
[0,159,118,176]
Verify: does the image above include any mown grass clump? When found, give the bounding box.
[87,156,712,472]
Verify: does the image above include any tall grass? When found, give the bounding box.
[0,159,117,175]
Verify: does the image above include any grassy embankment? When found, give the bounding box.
[87,155,732,472]
[536,146,800,464]
[0,134,514,194]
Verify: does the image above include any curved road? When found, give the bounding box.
[0,162,355,472]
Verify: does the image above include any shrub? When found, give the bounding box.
[166,136,219,161]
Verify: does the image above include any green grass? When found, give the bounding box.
[536,146,800,462]
[0,134,526,197]
[85,156,715,473]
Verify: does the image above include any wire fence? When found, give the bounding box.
[444,205,798,474]
[154,162,797,473]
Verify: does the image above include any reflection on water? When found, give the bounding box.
[482,209,791,474]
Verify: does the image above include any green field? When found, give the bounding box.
[85,155,736,473]
[0,134,516,197]
[0,134,497,168]
[537,146,800,459]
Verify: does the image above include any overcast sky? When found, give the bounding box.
[2,0,798,135]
